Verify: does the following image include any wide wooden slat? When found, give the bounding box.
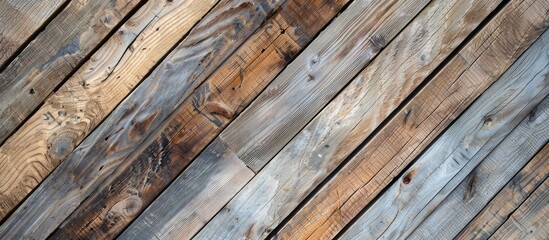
[0,0,68,67]
[490,178,549,239]
[194,0,503,239]
[51,0,351,239]
[410,137,549,239]
[219,0,431,172]
[0,0,285,238]
[456,144,549,239]
[0,0,145,144]
[278,0,549,238]
[341,32,549,239]
[0,0,218,221]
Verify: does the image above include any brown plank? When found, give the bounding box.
[0,0,287,239]
[0,0,145,144]
[456,144,549,239]
[0,0,218,221]
[490,178,549,239]
[49,0,350,238]
[277,0,549,238]
[0,0,68,67]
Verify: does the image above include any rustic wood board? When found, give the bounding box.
[0,0,287,238]
[0,0,68,67]
[456,144,549,239]
[219,0,431,172]
[341,31,549,239]
[278,0,549,238]
[50,0,351,238]
[0,0,218,221]
[0,0,145,144]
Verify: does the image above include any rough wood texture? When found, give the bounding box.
[49,0,350,238]
[119,139,254,239]
[220,0,431,172]
[341,34,549,239]
[0,0,285,238]
[193,0,502,239]
[0,0,145,144]
[278,0,549,238]
[0,0,218,221]
[490,177,549,239]
[0,0,68,67]
[455,143,549,239]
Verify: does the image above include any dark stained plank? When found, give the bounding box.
[219,0,431,173]
[456,144,549,239]
[0,0,68,67]
[0,0,145,144]
[0,0,287,238]
[277,0,549,238]
[195,0,505,239]
[0,0,219,221]
[49,0,351,238]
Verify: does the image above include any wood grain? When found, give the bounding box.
[49,0,350,238]
[278,0,549,238]
[341,33,549,239]
[0,0,285,238]
[220,0,431,172]
[0,0,68,67]
[490,178,549,239]
[0,0,145,144]
[0,0,218,221]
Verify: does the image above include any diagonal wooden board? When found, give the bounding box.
[0,0,219,221]
[341,30,549,239]
[51,0,351,239]
[0,0,145,144]
[278,0,549,238]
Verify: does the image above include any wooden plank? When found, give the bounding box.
[278,0,549,238]
[0,0,219,221]
[0,0,286,239]
[0,0,68,67]
[49,0,350,238]
[408,101,549,238]
[220,0,431,172]
[195,0,504,239]
[490,178,549,239]
[341,33,549,239]
[456,144,549,239]
[0,0,145,144]
[118,139,254,239]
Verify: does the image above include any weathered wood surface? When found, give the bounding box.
[0,0,218,221]
[192,0,503,239]
[490,177,549,239]
[0,0,286,238]
[0,0,68,67]
[278,0,549,238]
[341,32,549,239]
[219,0,431,172]
[456,144,549,239]
[51,0,351,239]
[0,0,145,144]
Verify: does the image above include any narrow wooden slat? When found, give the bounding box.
[490,178,549,239]
[0,0,145,143]
[408,101,549,238]
[456,144,549,239]
[341,32,549,239]
[193,0,503,239]
[50,0,351,238]
[0,0,218,221]
[278,0,549,238]
[0,0,285,238]
[0,0,68,67]
[219,0,431,172]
